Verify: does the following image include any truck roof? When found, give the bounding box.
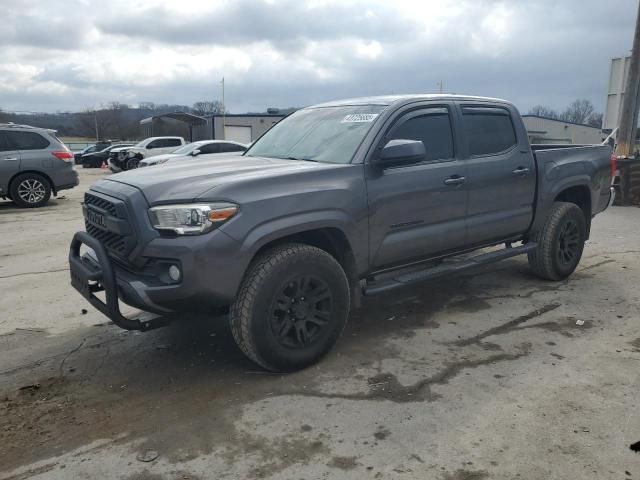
[311,94,512,108]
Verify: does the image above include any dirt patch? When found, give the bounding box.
[328,455,358,470]
[442,469,489,480]
[446,296,492,312]
[373,427,391,440]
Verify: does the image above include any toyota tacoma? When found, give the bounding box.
[69,95,615,371]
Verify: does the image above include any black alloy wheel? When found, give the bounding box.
[269,275,333,349]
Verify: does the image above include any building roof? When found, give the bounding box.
[522,114,600,130]
[140,112,207,125]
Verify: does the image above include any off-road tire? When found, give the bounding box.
[229,243,350,372]
[9,173,51,208]
[528,201,586,280]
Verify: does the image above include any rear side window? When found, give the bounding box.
[166,139,182,147]
[462,107,517,156]
[389,108,454,162]
[5,131,50,150]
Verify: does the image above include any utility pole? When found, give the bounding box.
[94,110,99,141]
[437,80,444,93]
[221,77,225,140]
[616,1,640,156]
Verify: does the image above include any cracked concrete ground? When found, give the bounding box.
[1,169,639,480]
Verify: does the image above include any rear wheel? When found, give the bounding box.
[229,243,350,372]
[10,173,51,208]
[528,202,586,280]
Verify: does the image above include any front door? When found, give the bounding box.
[0,131,21,197]
[366,105,468,269]
[457,104,536,244]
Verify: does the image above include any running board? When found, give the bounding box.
[363,243,538,296]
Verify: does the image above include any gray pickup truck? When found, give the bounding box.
[69,95,615,371]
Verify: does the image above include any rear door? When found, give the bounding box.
[9,130,51,171]
[162,138,183,154]
[366,104,468,269]
[457,104,535,244]
[0,131,21,194]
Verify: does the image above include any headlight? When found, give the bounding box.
[148,203,238,235]
[156,158,169,165]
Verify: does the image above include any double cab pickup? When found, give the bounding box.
[69,95,615,371]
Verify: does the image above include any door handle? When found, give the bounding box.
[512,167,530,176]
[443,175,466,186]
[2,157,18,161]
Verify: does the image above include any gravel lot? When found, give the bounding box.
[0,169,639,480]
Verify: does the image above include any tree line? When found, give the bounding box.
[0,100,236,140]
[527,99,603,128]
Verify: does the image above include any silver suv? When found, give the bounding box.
[0,124,79,208]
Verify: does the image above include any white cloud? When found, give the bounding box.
[0,0,635,113]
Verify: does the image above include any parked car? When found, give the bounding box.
[161,150,245,166]
[108,137,185,172]
[139,140,247,167]
[1,123,78,208]
[74,142,111,165]
[82,143,134,168]
[70,94,615,371]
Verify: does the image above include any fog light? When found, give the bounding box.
[168,265,181,282]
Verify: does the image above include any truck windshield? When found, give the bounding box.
[245,105,386,164]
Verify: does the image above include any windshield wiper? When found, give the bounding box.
[285,156,319,162]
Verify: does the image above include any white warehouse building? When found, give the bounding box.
[522,115,605,145]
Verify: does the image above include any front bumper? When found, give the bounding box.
[69,231,173,330]
[69,226,248,330]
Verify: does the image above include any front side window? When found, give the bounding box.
[0,132,12,152]
[389,108,454,162]
[220,143,246,153]
[200,143,221,154]
[7,131,50,150]
[462,107,517,156]
[245,105,386,164]
[147,140,163,149]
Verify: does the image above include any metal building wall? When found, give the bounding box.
[211,115,284,142]
[523,116,604,144]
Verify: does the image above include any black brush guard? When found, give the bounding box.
[69,231,172,331]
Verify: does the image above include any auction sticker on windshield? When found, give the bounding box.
[341,114,379,123]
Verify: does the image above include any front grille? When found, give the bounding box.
[84,191,134,258]
[85,192,117,216]
[86,223,127,256]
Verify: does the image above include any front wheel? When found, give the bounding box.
[528,202,587,280]
[230,243,350,372]
[126,156,140,170]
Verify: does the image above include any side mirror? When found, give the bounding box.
[377,139,425,167]
[191,150,201,156]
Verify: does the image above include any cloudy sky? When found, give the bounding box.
[0,0,636,114]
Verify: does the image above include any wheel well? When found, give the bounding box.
[253,228,361,307]
[9,170,55,194]
[555,185,592,234]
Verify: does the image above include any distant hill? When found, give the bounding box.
[0,103,295,141]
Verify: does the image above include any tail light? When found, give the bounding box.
[610,153,617,184]
[52,151,74,162]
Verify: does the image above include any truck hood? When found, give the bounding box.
[103,155,339,204]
